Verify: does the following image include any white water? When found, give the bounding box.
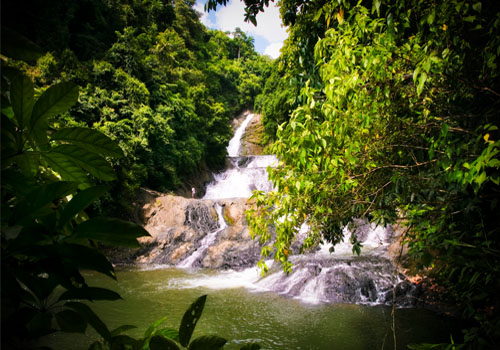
[203,114,277,200]
[174,112,410,306]
[227,113,255,157]
[177,203,227,268]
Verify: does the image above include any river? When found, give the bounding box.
[44,112,460,349]
[46,268,458,349]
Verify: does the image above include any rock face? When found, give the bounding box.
[131,194,261,269]
[241,113,267,155]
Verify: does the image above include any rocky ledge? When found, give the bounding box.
[115,192,261,269]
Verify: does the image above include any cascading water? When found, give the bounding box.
[203,114,277,200]
[172,112,417,306]
[177,203,227,268]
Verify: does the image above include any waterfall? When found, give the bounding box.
[227,113,255,157]
[177,203,227,268]
[165,112,417,306]
[203,114,277,200]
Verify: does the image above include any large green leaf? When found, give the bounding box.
[55,310,87,333]
[51,127,124,158]
[59,185,110,228]
[12,181,79,225]
[188,335,227,350]
[157,328,180,342]
[59,287,121,302]
[149,335,180,350]
[13,151,40,177]
[0,27,43,63]
[56,243,116,279]
[144,316,167,340]
[30,82,79,133]
[74,217,149,247]
[179,295,207,347]
[43,145,116,182]
[65,302,111,341]
[42,150,91,185]
[10,73,34,130]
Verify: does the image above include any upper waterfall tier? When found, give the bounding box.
[203,113,277,200]
[203,155,277,200]
[227,113,255,157]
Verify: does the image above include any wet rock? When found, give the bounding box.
[117,194,261,269]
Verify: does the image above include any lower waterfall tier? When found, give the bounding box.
[112,194,423,307]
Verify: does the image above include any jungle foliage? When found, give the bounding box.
[1,65,150,349]
[2,0,272,216]
[247,0,500,347]
[1,0,270,348]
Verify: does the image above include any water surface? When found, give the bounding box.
[44,267,458,349]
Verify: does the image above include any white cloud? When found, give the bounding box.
[193,2,215,28]
[263,42,283,59]
[214,1,287,44]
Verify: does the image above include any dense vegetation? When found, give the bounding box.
[1,0,269,348]
[2,0,271,216]
[244,0,500,347]
[3,0,500,348]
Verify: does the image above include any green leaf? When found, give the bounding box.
[59,185,110,228]
[417,72,427,96]
[156,328,180,342]
[30,82,79,133]
[188,335,227,350]
[51,127,124,158]
[0,27,43,63]
[150,335,181,350]
[144,316,167,340]
[110,325,137,337]
[240,343,261,350]
[55,310,87,333]
[179,295,207,347]
[12,181,79,225]
[59,287,121,302]
[74,217,149,247]
[43,145,116,182]
[41,150,91,185]
[57,243,116,279]
[10,73,34,129]
[65,302,111,341]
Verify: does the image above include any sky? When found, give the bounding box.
[193,0,288,59]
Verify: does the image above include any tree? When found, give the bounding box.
[1,62,150,348]
[246,0,500,346]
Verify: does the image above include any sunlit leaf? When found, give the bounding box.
[43,145,115,182]
[59,185,110,228]
[30,82,79,133]
[51,127,124,158]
